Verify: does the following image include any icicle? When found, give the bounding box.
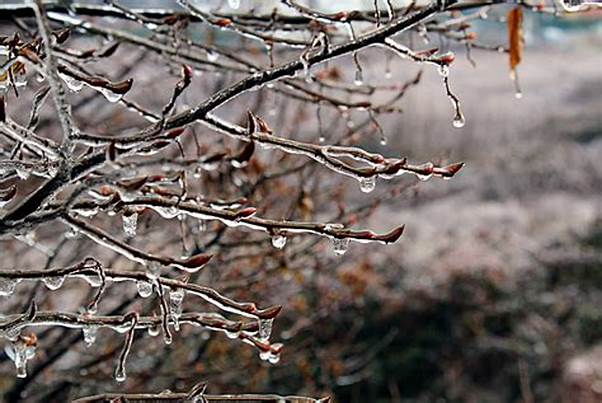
[257,318,273,342]
[300,57,311,83]
[82,325,98,347]
[259,344,282,364]
[225,330,241,339]
[359,176,376,193]
[72,206,99,218]
[416,171,434,181]
[169,288,185,331]
[332,237,350,256]
[97,87,124,103]
[145,262,162,280]
[206,50,219,62]
[354,69,363,86]
[122,211,138,239]
[438,65,449,77]
[5,339,36,378]
[42,276,64,291]
[3,327,21,342]
[154,205,179,219]
[114,314,137,383]
[136,280,153,298]
[147,324,160,337]
[268,348,282,364]
[0,278,19,296]
[65,226,79,239]
[15,167,31,180]
[259,350,271,361]
[84,272,102,288]
[452,113,466,128]
[58,71,84,92]
[271,233,287,249]
[511,70,523,100]
[114,366,126,382]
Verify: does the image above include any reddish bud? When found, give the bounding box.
[215,18,232,27]
[54,28,71,44]
[258,305,283,320]
[182,64,194,81]
[109,78,134,95]
[167,127,186,138]
[435,51,456,65]
[234,207,257,220]
[177,253,213,270]
[416,47,439,58]
[442,162,465,177]
[97,42,120,58]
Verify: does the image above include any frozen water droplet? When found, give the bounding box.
[354,70,363,86]
[259,350,271,361]
[65,226,79,239]
[452,113,466,128]
[359,176,376,193]
[72,206,99,218]
[300,58,311,83]
[207,50,219,62]
[258,318,273,342]
[122,212,138,239]
[147,324,160,337]
[169,288,185,331]
[332,237,350,256]
[36,73,45,83]
[145,262,161,280]
[319,136,325,143]
[58,72,84,92]
[136,280,153,298]
[42,276,64,291]
[97,87,123,103]
[0,278,19,296]
[85,272,102,288]
[438,65,449,77]
[379,136,388,146]
[83,325,98,347]
[228,0,240,9]
[155,206,179,219]
[416,172,433,181]
[385,70,392,79]
[114,367,126,382]
[5,340,35,379]
[15,168,31,180]
[515,91,523,99]
[271,234,287,249]
[226,330,240,339]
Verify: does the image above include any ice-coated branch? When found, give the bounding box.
[28,0,78,152]
[0,258,282,320]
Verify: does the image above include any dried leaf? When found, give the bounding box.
[508,6,524,75]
